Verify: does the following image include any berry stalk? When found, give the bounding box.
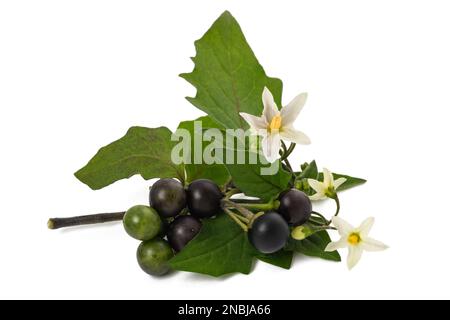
[224,208,248,232]
[237,200,279,212]
[221,199,254,219]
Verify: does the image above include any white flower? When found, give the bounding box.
[239,87,310,162]
[308,168,347,200]
[325,216,388,270]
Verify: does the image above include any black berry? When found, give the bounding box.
[187,179,223,218]
[167,215,202,252]
[278,189,312,226]
[248,211,289,254]
[150,178,187,218]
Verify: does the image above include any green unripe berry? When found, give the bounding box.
[137,238,174,276]
[123,205,161,241]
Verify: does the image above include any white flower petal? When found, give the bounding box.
[280,92,307,126]
[347,245,363,270]
[361,237,388,252]
[253,127,268,138]
[307,179,325,193]
[323,168,333,187]
[334,177,347,190]
[359,217,375,237]
[331,216,354,236]
[261,133,281,163]
[239,112,267,131]
[262,87,279,123]
[280,127,311,145]
[324,238,347,252]
[309,193,326,201]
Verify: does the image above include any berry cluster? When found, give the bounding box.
[123,178,312,277]
[123,179,222,276]
[47,12,380,275]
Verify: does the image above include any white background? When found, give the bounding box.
[1,0,449,299]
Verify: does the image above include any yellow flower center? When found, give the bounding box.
[269,114,282,132]
[347,233,361,245]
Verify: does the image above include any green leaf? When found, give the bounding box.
[169,214,255,277]
[225,156,291,201]
[181,11,283,130]
[298,160,318,179]
[286,230,341,262]
[296,161,366,193]
[185,163,230,188]
[318,172,367,192]
[182,115,224,130]
[169,213,294,276]
[256,250,293,270]
[177,116,230,186]
[75,127,184,190]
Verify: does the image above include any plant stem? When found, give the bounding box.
[281,140,288,153]
[280,141,294,172]
[284,158,294,174]
[309,216,326,226]
[221,199,254,219]
[281,164,295,188]
[313,225,337,231]
[231,198,263,204]
[47,212,125,230]
[311,211,330,224]
[280,142,296,162]
[224,208,248,232]
[280,141,295,186]
[333,195,341,217]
